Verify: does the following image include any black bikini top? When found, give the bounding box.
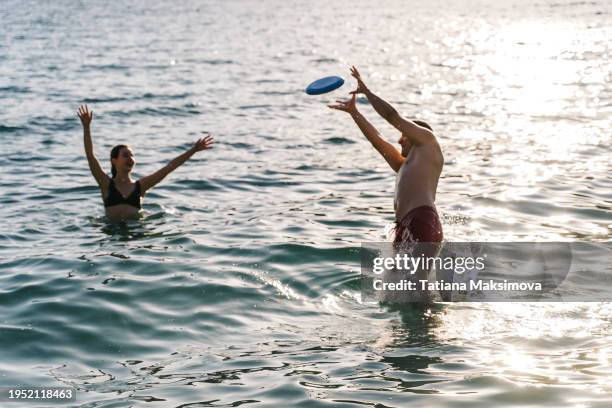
[104,178,142,209]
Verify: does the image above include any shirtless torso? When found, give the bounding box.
[394,140,443,221]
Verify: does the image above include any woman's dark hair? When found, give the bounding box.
[110,144,129,178]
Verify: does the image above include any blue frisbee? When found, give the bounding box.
[305,76,344,95]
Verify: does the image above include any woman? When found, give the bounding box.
[77,104,214,220]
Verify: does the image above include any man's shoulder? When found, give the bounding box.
[414,137,442,154]
[413,138,444,167]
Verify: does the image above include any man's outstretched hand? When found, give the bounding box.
[328,94,357,114]
[349,66,369,95]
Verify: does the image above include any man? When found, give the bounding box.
[329,66,444,246]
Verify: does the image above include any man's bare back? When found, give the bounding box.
[394,138,443,221]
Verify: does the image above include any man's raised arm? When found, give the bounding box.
[350,66,435,147]
[328,94,405,172]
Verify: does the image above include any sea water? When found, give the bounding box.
[0,0,610,406]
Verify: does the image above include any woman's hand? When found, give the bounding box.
[191,134,215,153]
[328,94,358,114]
[77,105,93,128]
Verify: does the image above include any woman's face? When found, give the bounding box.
[112,147,135,174]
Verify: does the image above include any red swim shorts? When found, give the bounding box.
[394,205,443,245]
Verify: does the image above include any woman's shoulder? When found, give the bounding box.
[134,179,145,196]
